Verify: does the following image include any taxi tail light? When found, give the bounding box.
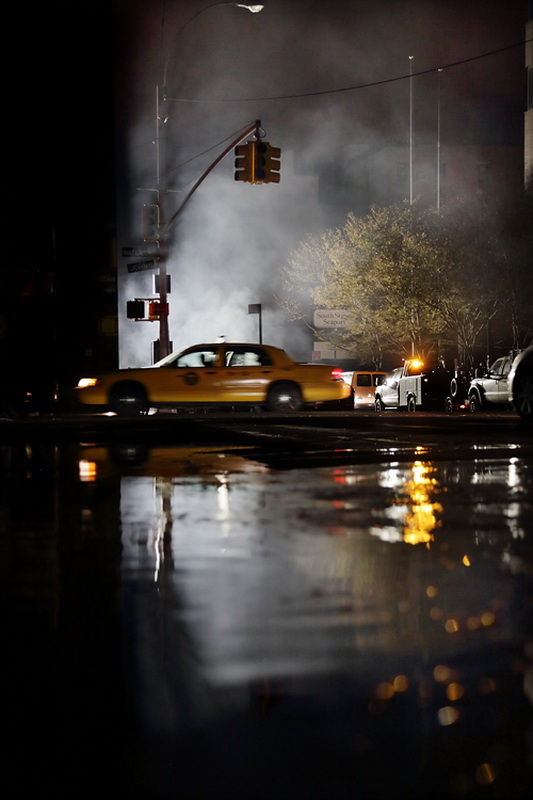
[331,368,344,381]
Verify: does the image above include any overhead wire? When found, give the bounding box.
[165,37,532,103]
[162,35,531,188]
[164,121,258,181]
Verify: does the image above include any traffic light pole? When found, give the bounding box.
[164,120,260,235]
[154,85,171,360]
[147,4,264,362]
[152,119,259,360]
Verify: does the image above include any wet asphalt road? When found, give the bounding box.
[2,410,533,799]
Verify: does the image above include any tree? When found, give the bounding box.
[279,199,524,371]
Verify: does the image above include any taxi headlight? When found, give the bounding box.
[77,377,99,389]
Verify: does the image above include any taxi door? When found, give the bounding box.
[150,345,222,403]
[220,345,274,402]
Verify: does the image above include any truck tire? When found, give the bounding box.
[407,396,417,412]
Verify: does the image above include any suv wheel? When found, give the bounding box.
[375,396,384,412]
[468,392,481,413]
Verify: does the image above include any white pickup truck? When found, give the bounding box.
[397,360,459,411]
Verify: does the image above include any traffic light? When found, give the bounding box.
[147,301,169,321]
[127,300,146,319]
[266,144,281,183]
[234,141,281,184]
[143,204,160,242]
[252,142,281,183]
[254,143,267,182]
[258,142,281,183]
[234,142,256,183]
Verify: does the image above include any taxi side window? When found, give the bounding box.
[174,349,218,368]
[226,347,272,367]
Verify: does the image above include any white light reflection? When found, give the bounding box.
[215,473,232,540]
[507,458,520,490]
[154,479,173,582]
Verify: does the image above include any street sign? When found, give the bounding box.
[127,259,157,274]
[122,246,157,258]
[313,308,355,329]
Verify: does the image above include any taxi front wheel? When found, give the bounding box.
[110,382,149,415]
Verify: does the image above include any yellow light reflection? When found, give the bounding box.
[375,681,395,700]
[445,618,460,633]
[446,682,465,701]
[393,674,409,692]
[402,461,442,546]
[475,763,496,785]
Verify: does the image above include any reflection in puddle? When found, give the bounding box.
[371,460,443,546]
[2,439,532,798]
[101,445,533,685]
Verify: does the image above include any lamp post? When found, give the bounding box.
[151,2,264,361]
[409,55,414,205]
[437,68,443,210]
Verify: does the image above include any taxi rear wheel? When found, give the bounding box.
[109,382,149,415]
[266,382,303,412]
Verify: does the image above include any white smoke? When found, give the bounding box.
[116,0,525,367]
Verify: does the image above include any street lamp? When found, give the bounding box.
[409,55,414,205]
[437,68,443,210]
[152,3,264,361]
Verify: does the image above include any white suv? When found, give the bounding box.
[468,355,514,412]
[374,367,403,411]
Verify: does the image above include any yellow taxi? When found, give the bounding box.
[74,341,353,414]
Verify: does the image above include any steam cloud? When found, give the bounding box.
[115,0,525,367]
